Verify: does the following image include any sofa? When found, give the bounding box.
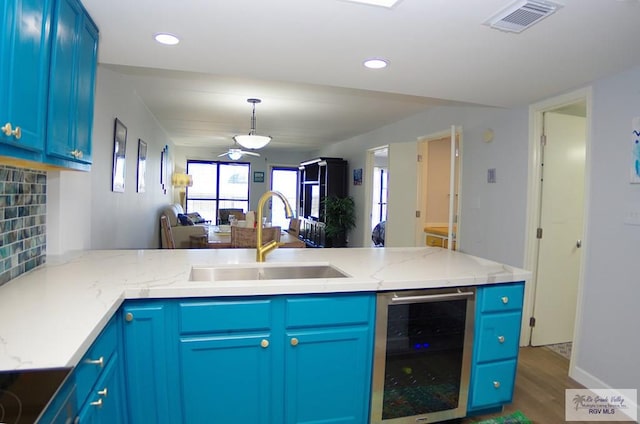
[160,204,207,248]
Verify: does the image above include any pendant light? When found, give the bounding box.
[233,98,272,149]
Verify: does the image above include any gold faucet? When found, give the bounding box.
[256,190,295,262]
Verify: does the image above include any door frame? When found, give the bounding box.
[522,87,592,366]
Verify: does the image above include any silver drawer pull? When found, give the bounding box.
[501,296,509,304]
[493,381,501,389]
[85,356,104,368]
[90,398,103,408]
[498,335,505,343]
[97,387,108,397]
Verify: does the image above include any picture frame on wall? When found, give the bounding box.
[112,118,127,192]
[137,139,147,193]
[160,145,169,194]
[353,168,363,185]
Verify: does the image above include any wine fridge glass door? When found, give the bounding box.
[371,288,475,423]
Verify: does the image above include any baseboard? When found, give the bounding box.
[570,366,638,422]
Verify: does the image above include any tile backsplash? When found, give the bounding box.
[0,165,47,286]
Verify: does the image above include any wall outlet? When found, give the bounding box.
[488,168,496,183]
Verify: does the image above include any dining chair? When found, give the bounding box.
[218,208,246,225]
[160,215,176,249]
[230,226,280,248]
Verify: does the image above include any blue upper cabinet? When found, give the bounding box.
[46,0,98,169]
[0,0,53,161]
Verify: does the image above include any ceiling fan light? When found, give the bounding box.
[228,150,243,160]
[233,134,272,150]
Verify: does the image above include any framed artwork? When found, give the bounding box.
[137,139,147,192]
[160,144,169,194]
[112,118,127,192]
[253,171,265,183]
[353,168,363,185]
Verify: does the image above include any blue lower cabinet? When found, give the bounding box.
[179,334,274,423]
[122,302,179,424]
[468,282,524,413]
[75,353,125,424]
[284,326,373,424]
[121,293,375,424]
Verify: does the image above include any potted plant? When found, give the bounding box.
[323,195,356,247]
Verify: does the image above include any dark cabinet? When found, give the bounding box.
[298,157,347,247]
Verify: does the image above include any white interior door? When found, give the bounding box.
[386,141,418,247]
[531,111,586,346]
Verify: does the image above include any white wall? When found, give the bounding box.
[47,66,176,253]
[316,106,529,267]
[571,65,640,394]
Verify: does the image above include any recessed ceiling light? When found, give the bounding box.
[343,0,402,8]
[154,33,180,45]
[363,58,389,69]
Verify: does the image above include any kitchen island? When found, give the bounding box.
[0,247,530,423]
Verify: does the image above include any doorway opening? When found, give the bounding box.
[416,128,461,249]
[524,88,591,366]
[368,146,389,247]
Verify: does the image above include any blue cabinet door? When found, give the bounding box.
[179,334,274,424]
[284,326,373,424]
[0,0,52,158]
[122,303,176,424]
[47,0,97,166]
[76,353,126,424]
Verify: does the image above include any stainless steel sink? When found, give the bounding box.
[190,264,349,281]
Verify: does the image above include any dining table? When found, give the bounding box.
[189,226,306,249]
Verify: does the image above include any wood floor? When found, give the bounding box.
[458,346,619,424]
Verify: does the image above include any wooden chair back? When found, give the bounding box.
[287,218,301,237]
[218,208,246,224]
[160,215,175,249]
[231,226,280,248]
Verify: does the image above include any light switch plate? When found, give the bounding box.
[488,168,496,183]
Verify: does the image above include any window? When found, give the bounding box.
[270,167,298,228]
[186,160,250,223]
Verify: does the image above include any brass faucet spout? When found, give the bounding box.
[256,191,295,262]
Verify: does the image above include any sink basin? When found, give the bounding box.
[190,264,349,281]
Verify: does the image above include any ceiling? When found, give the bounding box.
[82,0,640,153]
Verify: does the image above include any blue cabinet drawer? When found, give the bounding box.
[179,298,273,334]
[478,283,524,313]
[475,312,521,363]
[284,294,373,328]
[469,360,517,409]
[75,319,117,404]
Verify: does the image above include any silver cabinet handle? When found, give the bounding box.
[85,356,104,368]
[90,398,103,408]
[493,381,501,389]
[576,239,582,248]
[391,291,473,304]
[501,296,509,304]
[498,335,505,343]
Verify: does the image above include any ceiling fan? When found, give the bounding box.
[218,147,260,160]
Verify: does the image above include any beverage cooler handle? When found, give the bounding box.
[390,290,473,304]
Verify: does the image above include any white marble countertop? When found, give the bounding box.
[0,247,530,371]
